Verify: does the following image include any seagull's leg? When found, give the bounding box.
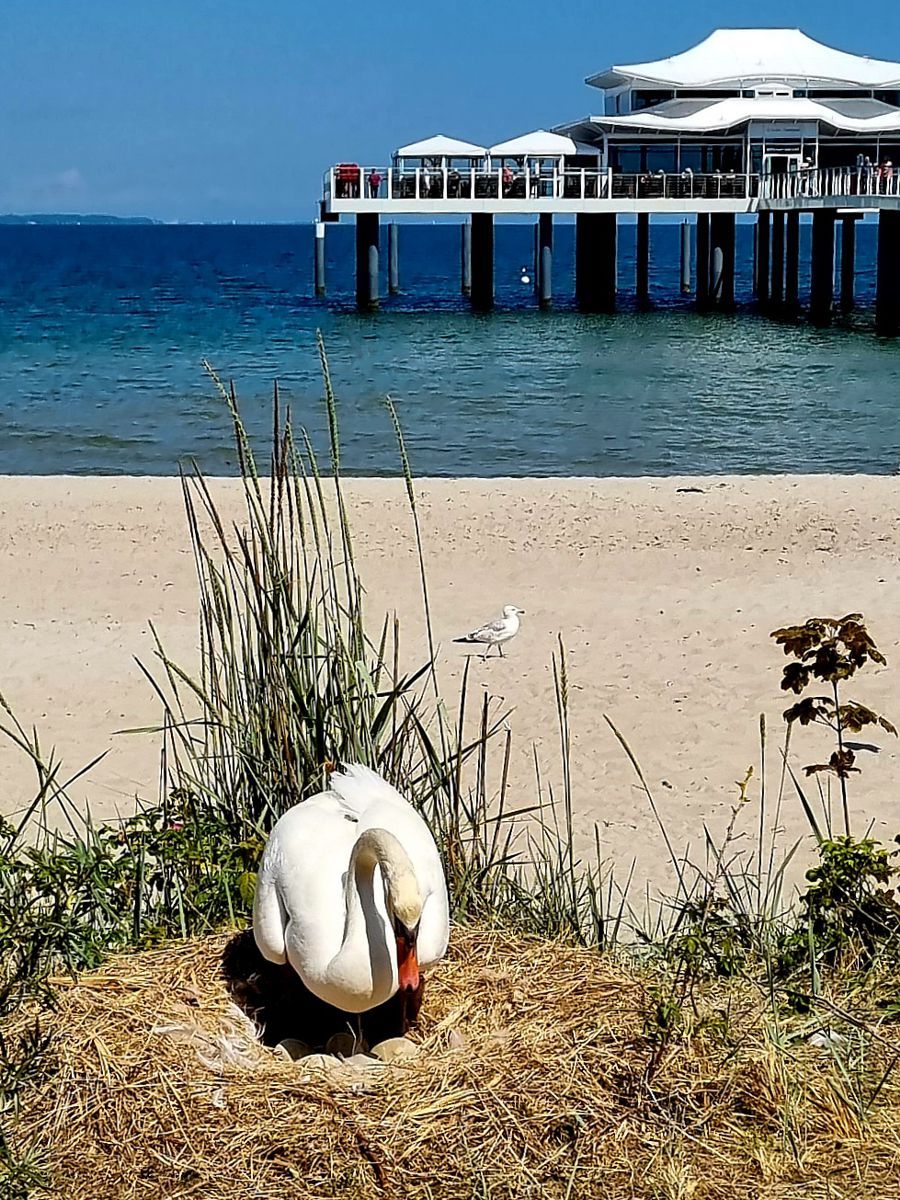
[499,643,505,658]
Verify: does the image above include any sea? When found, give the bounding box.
[1,220,899,476]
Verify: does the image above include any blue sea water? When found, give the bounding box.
[0,221,898,475]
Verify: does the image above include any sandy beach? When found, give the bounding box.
[1,474,898,902]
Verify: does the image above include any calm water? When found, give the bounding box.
[1,221,899,475]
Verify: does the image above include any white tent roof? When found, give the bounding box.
[588,29,900,90]
[594,96,900,133]
[488,129,601,157]
[395,134,487,158]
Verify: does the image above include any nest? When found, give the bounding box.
[12,927,900,1199]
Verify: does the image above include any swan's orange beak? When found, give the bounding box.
[395,928,420,992]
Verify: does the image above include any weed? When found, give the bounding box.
[772,614,895,835]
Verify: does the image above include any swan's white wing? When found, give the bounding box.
[253,796,357,978]
[252,867,290,964]
[417,878,450,967]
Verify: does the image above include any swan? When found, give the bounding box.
[252,764,450,1018]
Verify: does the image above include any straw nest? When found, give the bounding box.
[12,927,900,1199]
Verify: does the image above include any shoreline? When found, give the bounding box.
[2,473,897,897]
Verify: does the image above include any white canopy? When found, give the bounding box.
[488,129,601,157]
[588,29,900,90]
[395,135,487,158]
[594,96,900,134]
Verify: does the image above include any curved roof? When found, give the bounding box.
[591,96,900,134]
[587,29,900,90]
[395,135,487,158]
[488,129,601,156]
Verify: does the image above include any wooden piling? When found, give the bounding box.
[538,213,553,310]
[876,210,900,336]
[810,210,836,327]
[355,214,379,310]
[636,213,650,304]
[388,223,400,295]
[314,220,326,297]
[470,213,494,311]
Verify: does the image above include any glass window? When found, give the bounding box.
[611,146,642,173]
[632,89,674,110]
[645,145,677,172]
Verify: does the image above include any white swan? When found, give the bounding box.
[252,763,450,1015]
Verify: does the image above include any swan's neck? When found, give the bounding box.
[324,828,420,1008]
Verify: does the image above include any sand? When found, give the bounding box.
[1,474,898,904]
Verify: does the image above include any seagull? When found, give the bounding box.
[453,605,525,660]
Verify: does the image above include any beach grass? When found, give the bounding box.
[4,342,900,1198]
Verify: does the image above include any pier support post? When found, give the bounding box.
[538,213,553,310]
[636,213,650,304]
[839,215,857,314]
[756,212,771,306]
[785,211,800,311]
[355,213,380,310]
[695,214,711,309]
[709,213,735,309]
[876,210,900,337]
[461,222,472,296]
[470,213,494,311]
[314,220,326,297]
[680,219,692,294]
[810,210,836,327]
[771,213,785,307]
[575,213,617,312]
[388,223,400,295]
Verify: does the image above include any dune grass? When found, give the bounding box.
[4,340,900,1197]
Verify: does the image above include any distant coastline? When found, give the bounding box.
[0,213,160,226]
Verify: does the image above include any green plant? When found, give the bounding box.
[771,614,896,836]
[795,836,900,967]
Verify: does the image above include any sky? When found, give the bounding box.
[4,0,900,222]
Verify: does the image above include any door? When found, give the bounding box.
[764,152,802,175]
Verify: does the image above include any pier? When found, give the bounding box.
[317,29,900,334]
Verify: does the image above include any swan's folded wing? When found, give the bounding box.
[418,881,451,968]
[252,864,289,964]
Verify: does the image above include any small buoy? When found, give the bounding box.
[520,272,531,285]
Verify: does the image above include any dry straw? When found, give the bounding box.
[13,926,900,1200]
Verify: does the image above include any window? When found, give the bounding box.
[631,89,675,110]
[645,145,677,172]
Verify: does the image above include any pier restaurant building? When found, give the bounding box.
[318,29,900,333]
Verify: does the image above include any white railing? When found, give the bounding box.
[760,167,900,202]
[325,166,757,203]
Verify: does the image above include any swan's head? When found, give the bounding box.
[389,877,424,994]
[503,605,525,618]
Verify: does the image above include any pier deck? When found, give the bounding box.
[317,167,900,335]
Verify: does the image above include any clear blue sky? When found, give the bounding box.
[4,0,900,222]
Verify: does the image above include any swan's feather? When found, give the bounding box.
[325,762,413,817]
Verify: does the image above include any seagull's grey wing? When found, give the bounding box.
[469,618,509,640]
